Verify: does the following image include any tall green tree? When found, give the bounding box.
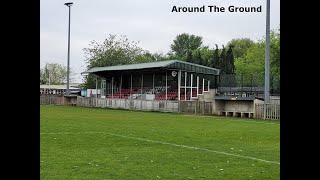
[83,34,145,68]
[211,44,219,69]
[40,63,73,85]
[202,56,209,66]
[234,43,265,86]
[226,45,235,74]
[185,51,193,63]
[234,28,280,90]
[152,52,170,61]
[219,45,227,74]
[135,51,164,64]
[40,68,44,84]
[198,47,212,67]
[269,28,280,93]
[226,38,255,59]
[170,33,203,58]
[83,34,148,88]
[195,51,203,65]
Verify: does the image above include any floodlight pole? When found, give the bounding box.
[64,2,73,95]
[264,0,271,119]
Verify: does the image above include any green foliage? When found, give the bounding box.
[152,52,171,61]
[82,74,97,89]
[40,68,44,84]
[195,51,203,65]
[199,47,213,67]
[225,45,235,74]
[170,33,203,58]
[81,27,279,91]
[184,48,212,65]
[235,43,265,86]
[226,38,255,59]
[135,51,159,64]
[40,63,73,85]
[185,51,193,63]
[83,34,145,69]
[202,55,208,66]
[270,29,280,93]
[211,44,220,69]
[219,46,227,74]
[234,28,280,90]
[82,35,168,88]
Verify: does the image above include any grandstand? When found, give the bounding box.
[82,60,220,101]
[41,60,279,119]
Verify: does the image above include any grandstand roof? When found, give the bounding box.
[82,60,220,75]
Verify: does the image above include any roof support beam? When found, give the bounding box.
[178,70,181,101]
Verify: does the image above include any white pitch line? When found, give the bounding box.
[41,131,280,165]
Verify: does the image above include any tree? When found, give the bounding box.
[40,63,73,85]
[152,52,170,61]
[234,43,264,86]
[185,51,193,63]
[83,34,148,88]
[202,55,209,66]
[83,34,145,68]
[40,68,45,84]
[170,33,203,58]
[226,45,235,74]
[219,45,227,74]
[198,47,212,67]
[269,28,280,93]
[234,28,280,90]
[211,44,219,69]
[135,51,158,64]
[195,51,203,65]
[226,38,255,59]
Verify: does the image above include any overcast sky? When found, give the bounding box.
[40,0,280,83]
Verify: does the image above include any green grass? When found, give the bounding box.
[40,105,280,180]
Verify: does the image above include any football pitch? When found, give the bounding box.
[40,105,280,179]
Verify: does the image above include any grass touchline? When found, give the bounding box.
[41,131,280,165]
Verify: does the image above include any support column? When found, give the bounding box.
[130,74,132,97]
[100,79,103,97]
[141,73,143,108]
[95,75,98,106]
[264,103,266,120]
[141,74,143,96]
[202,78,205,94]
[120,75,122,99]
[165,72,168,100]
[190,74,193,100]
[208,80,210,92]
[185,72,187,100]
[178,70,181,101]
[197,76,199,97]
[153,73,155,94]
[111,76,114,98]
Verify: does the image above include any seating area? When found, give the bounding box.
[106,86,166,99]
[106,88,140,99]
[155,89,178,100]
[145,86,171,94]
[105,86,205,100]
